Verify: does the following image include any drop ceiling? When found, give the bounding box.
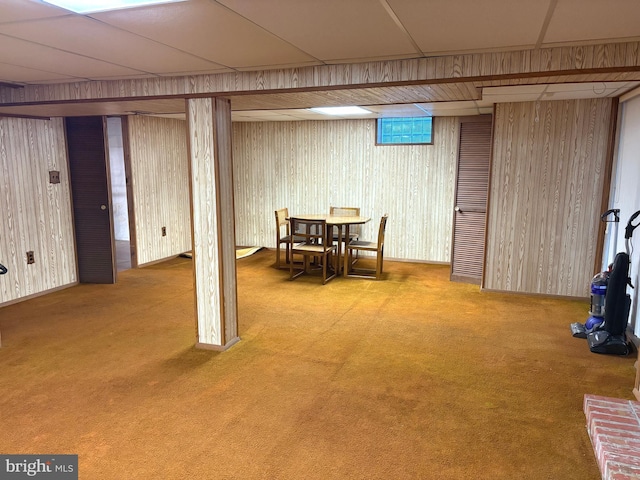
[1,0,640,120]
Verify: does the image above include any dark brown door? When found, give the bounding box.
[66,116,116,284]
[450,115,493,284]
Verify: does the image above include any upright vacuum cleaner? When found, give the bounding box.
[585,210,640,355]
[570,209,620,338]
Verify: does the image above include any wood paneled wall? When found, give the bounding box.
[485,99,614,297]
[2,42,639,104]
[232,118,459,263]
[0,117,76,304]
[187,98,238,349]
[127,116,191,265]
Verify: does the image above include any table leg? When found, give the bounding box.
[335,225,343,275]
[342,224,350,277]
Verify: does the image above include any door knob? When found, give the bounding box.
[100,204,107,210]
[454,206,461,212]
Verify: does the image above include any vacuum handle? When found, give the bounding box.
[625,210,640,239]
[601,208,620,223]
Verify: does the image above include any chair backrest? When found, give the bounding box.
[330,206,361,237]
[330,206,360,216]
[289,218,330,246]
[377,214,389,250]
[275,208,289,240]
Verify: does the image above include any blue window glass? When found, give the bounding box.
[376,117,433,145]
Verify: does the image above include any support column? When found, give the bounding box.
[186,97,239,350]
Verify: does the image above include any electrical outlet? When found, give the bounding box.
[26,251,35,264]
[162,226,167,237]
[49,171,60,184]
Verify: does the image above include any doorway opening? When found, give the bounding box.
[107,117,132,272]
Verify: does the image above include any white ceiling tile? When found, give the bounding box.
[366,105,427,116]
[282,109,333,118]
[0,61,74,83]
[414,102,480,116]
[0,0,70,23]
[387,0,549,54]
[216,0,419,61]
[0,16,226,75]
[91,0,317,68]
[483,85,547,95]
[428,107,480,117]
[482,85,548,102]
[416,101,483,110]
[0,34,141,79]
[483,92,543,103]
[545,0,640,44]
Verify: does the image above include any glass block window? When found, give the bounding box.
[376,117,433,145]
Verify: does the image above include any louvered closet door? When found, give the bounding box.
[66,116,116,284]
[451,116,492,284]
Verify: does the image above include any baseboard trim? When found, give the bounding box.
[480,286,589,302]
[0,282,78,308]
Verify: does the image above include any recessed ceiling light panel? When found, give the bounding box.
[308,106,372,116]
[42,0,187,14]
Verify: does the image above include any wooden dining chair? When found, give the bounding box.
[330,206,361,265]
[274,208,298,269]
[289,217,337,284]
[329,206,361,241]
[345,214,388,280]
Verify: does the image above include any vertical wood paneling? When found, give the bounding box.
[127,116,191,265]
[0,117,76,304]
[3,41,639,104]
[485,98,613,297]
[187,98,238,349]
[188,98,222,346]
[213,98,238,343]
[232,118,459,263]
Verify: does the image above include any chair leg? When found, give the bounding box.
[345,249,384,280]
[376,252,384,280]
[278,242,299,270]
[289,251,306,280]
[323,251,337,284]
[322,253,327,283]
